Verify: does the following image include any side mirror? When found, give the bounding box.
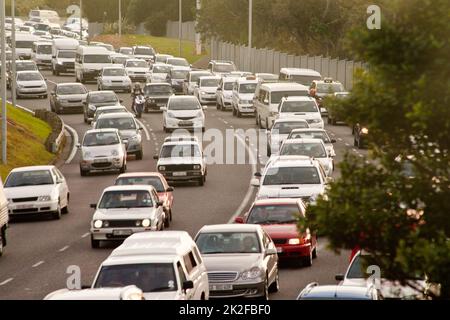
[90,204,97,209]
[119,99,124,103]
[234,217,244,224]
[166,186,174,192]
[182,280,194,291]
[266,247,277,255]
[254,172,262,177]
[153,155,159,160]
[156,201,163,207]
[335,274,344,281]
[250,178,260,187]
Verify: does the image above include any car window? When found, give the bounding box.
[160,144,201,158]
[263,167,321,185]
[271,90,309,104]
[239,83,257,94]
[168,98,200,110]
[115,176,165,192]
[5,170,54,187]
[196,232,261,254]
[56,85,86,95]
[98,190,153,209]
[247,204,300,224]
[280,142,327,158]
[280,100,318,113]
[177,261,187,285]
[103,68,126,76]
[272,121,309,134]
[183,252,197,275]
[289,131,331,144]
[89,92,118,104]
[96,117,136,130]
[83,132,120,147]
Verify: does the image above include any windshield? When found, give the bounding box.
[168,98,200,110]
[280,142,327,158]
[239,83,257,94]
[152,66,171,73]
[280,100,318,113]
[37,45,52,54]
[89,93,118,104]
[168,58,189,67]
[16,41,34,49]
[160,144,201,158]
[94,263,177,292]
[126,60,148,68]
[317,83,345,94]
[248,204,300,224]
[289,75,321,86]
[103,68,126,76]
[82,132,119,147]
[271,90,308,104]
[94,109,127,120]
[263,167,321,185]
[112,57,127,64]
[155,56,170,63]
[191,73,211,82]
[213,64,235,73]
[17,72,43,81]
[5,170,53,187]
[56,85,86,95]
[272,121,309,134]
[224,82,234,90]
[197,232,261,254]
[99,190,153,209]
[58,51,76,58]
[200,79,219,87]
[145,85,172,95]
[83,54,111,63]
[171,70,188,79]
[134,47,154,56]
[115,176,165,192]
[16,63,37,71]
[119,48,133,55]
[96,117,136,130]
[289,131,331,143]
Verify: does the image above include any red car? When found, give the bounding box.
[114,172,174,227]
[235,198,317,267]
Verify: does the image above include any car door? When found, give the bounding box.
[262,231,277,284]
[151,189,163,226]
[176,261,190,300]
[52,168,67,207]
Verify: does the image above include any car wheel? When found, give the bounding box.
[91,236,100,249]
[303,249,313,267]
[267,144,271,157]
[164,212,170,228]
[198,176,205,186]
[260,277,269,300]
[62,194,69,214]
[237,110,242,118]
[83,111,88,124]
[268,270,280,293]
[55,69,60,76]
[52,204,62,220]
[169,209,173,222]
[312,246,317,259]
[265,118,270,129]
[136,150,143,160]
[80,167,88,176]
[331,118,337,125]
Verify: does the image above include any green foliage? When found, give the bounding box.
[102,18,136,35]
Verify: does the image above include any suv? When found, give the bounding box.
[309,78,346,116]
[132,45,156,63]
[154,139,207,186]
[277,96,323,129]
[231,77,258,117]
[207,60,237,76]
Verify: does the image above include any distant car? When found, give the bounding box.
[78,129,127,176]
[166,67,189,94]
[195,224,279,299]
[91,105,129,129]
[267,118,310,156]
[97,66,132,92]
[183,70,213,96]
[287,128,336,158]
[44,286,145,300]
[7,60,38,89]
[309,77,346,116]
[89,185,165,248]
[207,60,237,76]
[277,96,324,129]
[148,63,172,83]
[109,52,129,66]
[115,172,174,228]
[216,76,238,111]
[132,45,156,63]
[166,57,190,71]
[50,83,88,114]
[118,47,133,56]
[143,83,174,112]
[162,95,206,133]
[297,283,380,300]
[3,165,69,220]
[154,53,173,64]
[124,59,150,83]
[83,90,121,124]
[231,77,258,117]
[15,70,47,99]
[194,76,221,105]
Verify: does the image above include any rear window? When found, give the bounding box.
[271,90,308,104]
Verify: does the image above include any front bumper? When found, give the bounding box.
[36,59,52,67]
[165,117,204,130]
[101,83,131,91]
[55,63,75,72]
[209,281,266,299]
[91,226,157,241]
[145,98,169,111]
[237,104,255,113]
[80,157,124,171]
[8,200,58,216]
[129,75,149,83]
[160,170,204,182]
[275,243,312,259]
[82,70,101,80]
[199,94,217,104]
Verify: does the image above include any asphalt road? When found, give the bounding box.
[0,68,367,300]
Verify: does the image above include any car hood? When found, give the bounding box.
[119,130,139,140]
[158,157,203,165]
[143,291,182,300]
[261,224,299,238]
[200,87,218,94]
[257,184,324,199]
[93,207,158,220]
[202,253,262,272]
[168,110,202,117]
[82,144,121,157]
[4,184,56,199]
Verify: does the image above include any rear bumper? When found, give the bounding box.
[276,243,312,259]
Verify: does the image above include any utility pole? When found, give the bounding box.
[248,0,252,72]
[1,0,7,164]
[195,0,201,55]
[179,0,182,57]
[11,0,17,109]
[118,0,122,37]
[79,0,83,40]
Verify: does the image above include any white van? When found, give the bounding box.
[279,68,322,86]
[15,33,40,60]
[29,10,60,24]
[75,46,112,83]
[52,38,79,75]
[254,82,310,129]
[32,41,53,68]
[0,179,9,257]
[91,231,210,300]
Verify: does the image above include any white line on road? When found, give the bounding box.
[64,124,79,164]
[81,233,90,238]
[345,143,350,147]
[223,121,228,124]
[136,119,151,141]
[0,278,13,286]
[359,154,364,158]
[58,245,70,252]
[32,261,45,268]
[338,138,343,141]
[352,148,358,153]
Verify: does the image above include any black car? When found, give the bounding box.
[83,91,122,124]
[50,83,88,114]
[143,83,174,112]
[166,69,189,94]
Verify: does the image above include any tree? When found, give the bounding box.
[302,0,450,299]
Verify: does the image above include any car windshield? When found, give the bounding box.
[155,56,170,63]
[134,47,154,55]
[168,98,200,110]
[16,41,34,49]
[94,263,177,292]
[152,65,171,73]
[280,142,327,158]
[89,93,118,104]
[82,132,120,147]
[191,73,211,82]
[115,177,165,192]
[83,54,111,63]
[168,59,189,67]
[197,232,261,254]
[37,44,52,54]
[317,83,345,94]
[58,51,76,58]
[119,48,133,55]
[289,75,321,86]
[239,83,257,94]
[126,60,148,68]
[5,170,53,187]
[272,121,309,134]
[171,70,188,79]
[263,167,321,185]
[144,85,172,95]
[289,131,331,143]
[16,63,37,71]
[200,79,219,87]
[96,117,136,130]
[17,72,42,81]
[213,64,235,72]
[271,91,309,104]
[281,100,318,113]
[248,204,300,224]
[103,68,126,76]
[224,82,234,90]
[112,57,127,64]
[99,190,153,209]
[160,144,201,158]
[56,85,86,95]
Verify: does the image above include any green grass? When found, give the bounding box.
[0,104,54,181]
[92,34,209,64]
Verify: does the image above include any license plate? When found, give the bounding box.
[179,121,193,126]
[276,247,283,253]
[16,204,34,209]
[94,158,108,163]
[113,229,132,236]
[210,284,233,291]
[173,172,187,177]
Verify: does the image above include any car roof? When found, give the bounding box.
[280,68,321,76]
[145,82,171,86]
[236,78,258,84]
[300,285,374,299]
[199,76,221,81]
[116,172,165,179]
[125,58,147,63]
[102,185,156,193]
[168,57,187,61]
[56,82,84,87]
[9,165,55,173]
[198,224,262,233]
[164,135,198,142]
[45,286,143,300]
[95,106,127,111]
[16,70,41,74]
[282,138,325,145]
[162,140,199,147]
[260,82,309,91]
[88,90,116,95]
[282,96,316,102]
[267,155,317,168]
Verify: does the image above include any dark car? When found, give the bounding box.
[83,91,122,124]
[143,83,174,112]
[50,83,88,114]
[166,68,189,94]
[297,283,380,300]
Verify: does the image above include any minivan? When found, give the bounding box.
[279,68,322,86]
[32,41,53,68]
[14,33,40,60]
[75,46,112,83]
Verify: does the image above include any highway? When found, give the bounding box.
[0,68,367,300]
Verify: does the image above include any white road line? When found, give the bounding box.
[359,154,364,158]
[338,138,343,141]
[353,148,358,153]
[136,119,151,141]
[58,245,70,252]
[32,261,44,268]
[223,121,228,124]
[345,143,350,147]
[0,278,13,286]
[64,124,79,164]
[81,233,90,238]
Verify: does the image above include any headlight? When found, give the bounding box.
[239,99,251,104]
[141,219,151,228]
[88,104,96,111]
[361,127,369,134]
[201,91,207,95]
[111,150,119,156]
[57,61,63,65]
[288,238,301,245]
[240,267,262,280]
[38,195,51,202]
[103,79,112,84]
[83,152,91,158]
[193,164,201,170]
[158,166,166,171]
[93,220,103,228]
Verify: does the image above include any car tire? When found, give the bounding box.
[91,236,100,249]
[232,107,236,116]
[52,204,62,220]
[164,212,170,228]
[354,136,358,147]
[169,209,173,222]
[260,277,269,300]
[80,167,88,176]
[237,110,242,118]
[62,194,69,214]
[136,150,143,160]
[312,246,317,259]
[303,250,313,267]
[120,163,126,174]
[267,145,271,157]
[198,176,205,186]
[55,68,60,76]
[268,270,280,293]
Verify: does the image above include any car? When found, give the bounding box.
[309,77,346,116]
[50,83,88,114]
[19,25,35,33]
[132,45,156,63]
[279,68,322,86]
[162,95,206,133]
[216,76,238,111]
[148,63,172,83]
[97,66,132,92]
[166,67,190,94]
[90,185,166,248]
[91,106,130,129]
[231,77,258,117]
[255,73,279,82]
[115,172,174,228]
[353,123,369,149]
[124,59,151,83]
[91,231,210,300]
[44,286,145,300]
[277,96,324,129]
[7,60,38,89]
[163,135,199,143]
[3,165,69,220]
[94,112,144,159]
[118,47,133,56]
[143,83,174,112]
[195,224,279,299]
[83,90,121,124]
[31,41,53,68]
[166,57,191,71]
[154,138,207,186]
[154,53,173,64]
[252,155,330,203]
[183,70,213,95]
[297,283,380,300]
[266,118,310,156]
[97,43,115,52]
[14,33,40,60]
[78,129,127,176]
[75,46,112,83]
[110,52,129,66]
[327,91,350,125]
[0,179,8,257]
[194,76,221,105]
[51,38,78,75]
[207,60,237,76]
[235,198,318,267]
[14,70,47,99]
[287,128,337,158]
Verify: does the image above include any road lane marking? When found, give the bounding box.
[32,261,45,268]
[0,278,13,286]
[338,138,343,141]
[81,233,90,238]
[136,119,151,141]
[64,124,79,164]
[345,143,350,147]
[352,148,358,153]
[58,246,70,252]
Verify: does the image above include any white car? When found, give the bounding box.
[155,139,207,186]
[91,105,130,129]
[79,129,127,176]
[154,54,173,64]
[90,185,166,248]
[194,76,221,105]
[231,77,258,117]
[267,118,310,156]
[166,57,191,71]
[183,70,213,95]
[149,63,171,83]
[3,165,70,220]
[15,70,48,99]
[252,155,330,203]
[97,66,132,92]
[132,45,156,63]
[44,286,144,300]
[277,96,324,129]
[279,138,334,176]
[216,76,238,110]
[287,128,337,158]
[162,96,206,133]
[124,59,151,83]
[118,47,133,57]
[109,52,129,66]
